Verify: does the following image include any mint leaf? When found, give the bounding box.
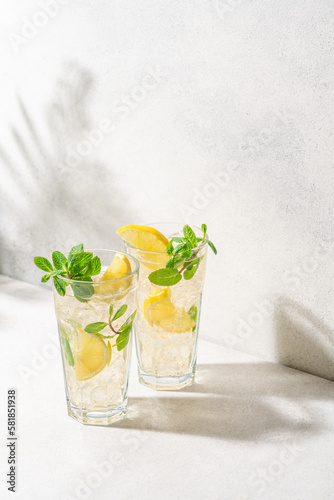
[188,305,197,322]
[69,252,93,275]
[172,237,185,243]
[52,251,67,270]
[166,240,174,255]
[201,224,207,237]
[183,258,200,280]
[206,239,217,255]
[119,310,136,331]
[183,225,197,248]
[174,243,188,254]
[73,274,92,281]
[85,256,101,276]
[116,325,132,351]
[68,244,84,260]
[149,268,182,286]
[70,280,94,302]
[51,269,67,277]
[178,241,193,259]
[41,274,51,283]
[53,276,66,296]
[188,305,197,332]
[34,256,53,273]
[173,253,188,266]
[109,305,113,318]
[166,256,176,268]
[85,322,108,333]
[59,325,69,341]
[112,304,128,322]
[62,337,74,366]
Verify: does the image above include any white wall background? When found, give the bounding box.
[1,0,333,376]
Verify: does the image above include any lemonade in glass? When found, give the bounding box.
[116,223,216,390]
[34,247,139,425]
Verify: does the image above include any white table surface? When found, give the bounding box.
[1,275,333,500]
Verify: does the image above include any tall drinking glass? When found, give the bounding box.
[124,223,208,390]
[52,250,139,425]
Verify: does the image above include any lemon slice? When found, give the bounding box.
[160,310,195,333]
[143,288,169,322]
[116,225,169,251]
[95,253,132,296]
[146,298,195,333]
[73,329,109,381]
[116,225,170,270]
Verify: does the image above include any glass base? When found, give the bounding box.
[138,368,195,391]
[67,400,127,426]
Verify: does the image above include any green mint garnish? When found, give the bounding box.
[61,337,74,367]
[149,268,182,286]
[188,305,198,332]
[111,304,127,322]
[52,251,67,270]
[34,244,101,301]
[59,326,75,367]
[84,322,108,334]
[148,224,217,286]
[84,307,136,352]
[34,256,53,273]
[53,275,66,296]
[205,239,217,255]
[183,258,201,280]
[183,225,197,248]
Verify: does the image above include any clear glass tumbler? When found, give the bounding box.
[124,223,208,390]
[52,250,139,425]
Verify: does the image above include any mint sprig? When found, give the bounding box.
[84,305,136,352]
[34,244,101,301]
[148,224,217,286]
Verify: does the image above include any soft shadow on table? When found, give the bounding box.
[113,362,333,440]
[275,296,334,382]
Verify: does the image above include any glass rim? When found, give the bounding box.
[123,222,208,255]
[60,249,139,285]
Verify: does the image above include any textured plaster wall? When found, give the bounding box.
[1,0,333,377]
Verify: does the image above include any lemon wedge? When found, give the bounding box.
[146,298,195,333]
[116,225,169,251]
[95,253,132,296]
[116,225,170,270]
[143,288,169,322]
[73,329,109,381]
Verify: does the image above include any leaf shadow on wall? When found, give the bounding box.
[113,362,333,440]
[0,61,130,281]
[275,295,334,382]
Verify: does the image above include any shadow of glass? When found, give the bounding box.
[113,362,333,440]
[275,296,334,382]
